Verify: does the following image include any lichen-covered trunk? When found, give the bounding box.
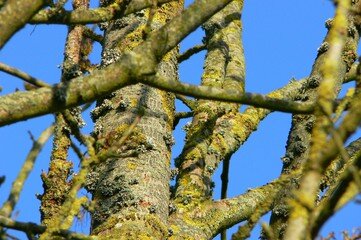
[86,2,182,238]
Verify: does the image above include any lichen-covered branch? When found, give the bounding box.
[174,0,245,204]
[0,126,53,218]
[284,80,361,240]
[85,0,182,238]
[0,0,233,127]
[173,77,308,206]
[40,1,89,235]
[284,1,360,235]
[345,62,360,82]
[40,114,74,227]
[169,171,298,239]
[177,44,206,63]
[322,137,361,190]
[30,0,174,24]
[270,0,360,237]
[0,0,46,48]
[310,144,361,238]
[173,111,193,129]
[175,94,196,110]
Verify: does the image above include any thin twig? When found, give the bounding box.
[261,222,276,240]
[81,102,93,112]
[62,110,95,155]
[220,155,230,240]
[0,176,5,187]
[0,215,93,240]
[0,62,50,88]
[311,148,361,237]
[97,109,144,161]
[173,111,193,129]
[344,62,359,83]
[0,126,54,218]
[144,74,315,114]
[83,26,103,44]
[70,140,85,162]
[333,88,354,121]
[175,94,196,110]
[178,44,206,63]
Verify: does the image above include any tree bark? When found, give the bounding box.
[86,1,182,238]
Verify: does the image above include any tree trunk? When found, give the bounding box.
[86,1,182,238]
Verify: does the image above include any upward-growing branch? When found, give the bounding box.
[174,0,245,205]
[270,0,361,237]
[284,1,360,238]
[40,0,89,233]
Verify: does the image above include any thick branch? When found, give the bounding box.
[174,0,246,203]
[284,1,351,238]
[284,88,361,239]
[169,172,298,239]
[323,137,361,188]
[0,0,233,127]
[271,0,360,237]
[41,0,89,231]
[0,0,46,49]
[30,0,174,24]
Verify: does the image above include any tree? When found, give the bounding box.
[0,0,360,239]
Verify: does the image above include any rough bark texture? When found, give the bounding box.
[269,2,361,237]
[86,1,182,238]
[2,1,361,239]
[174,0,245,204]
[40,114,73,226]
[40,0,88,226]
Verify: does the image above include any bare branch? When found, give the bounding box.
[173,111,193,129]
[175,94,196,110]
[30,0,174,24]
[0,0,237,126]
[0,62,50,88]
[0,0,46,49]
[178,44,206,63]
[345,62,359,83]
[144,75,314,113]
[0,126,53,218]
[0,215,93,240]
[311,146,361,238]
[169,171,299,239]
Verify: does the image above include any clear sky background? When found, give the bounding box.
[0,0,360,239]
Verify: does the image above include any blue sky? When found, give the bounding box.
[0,0,360,239]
